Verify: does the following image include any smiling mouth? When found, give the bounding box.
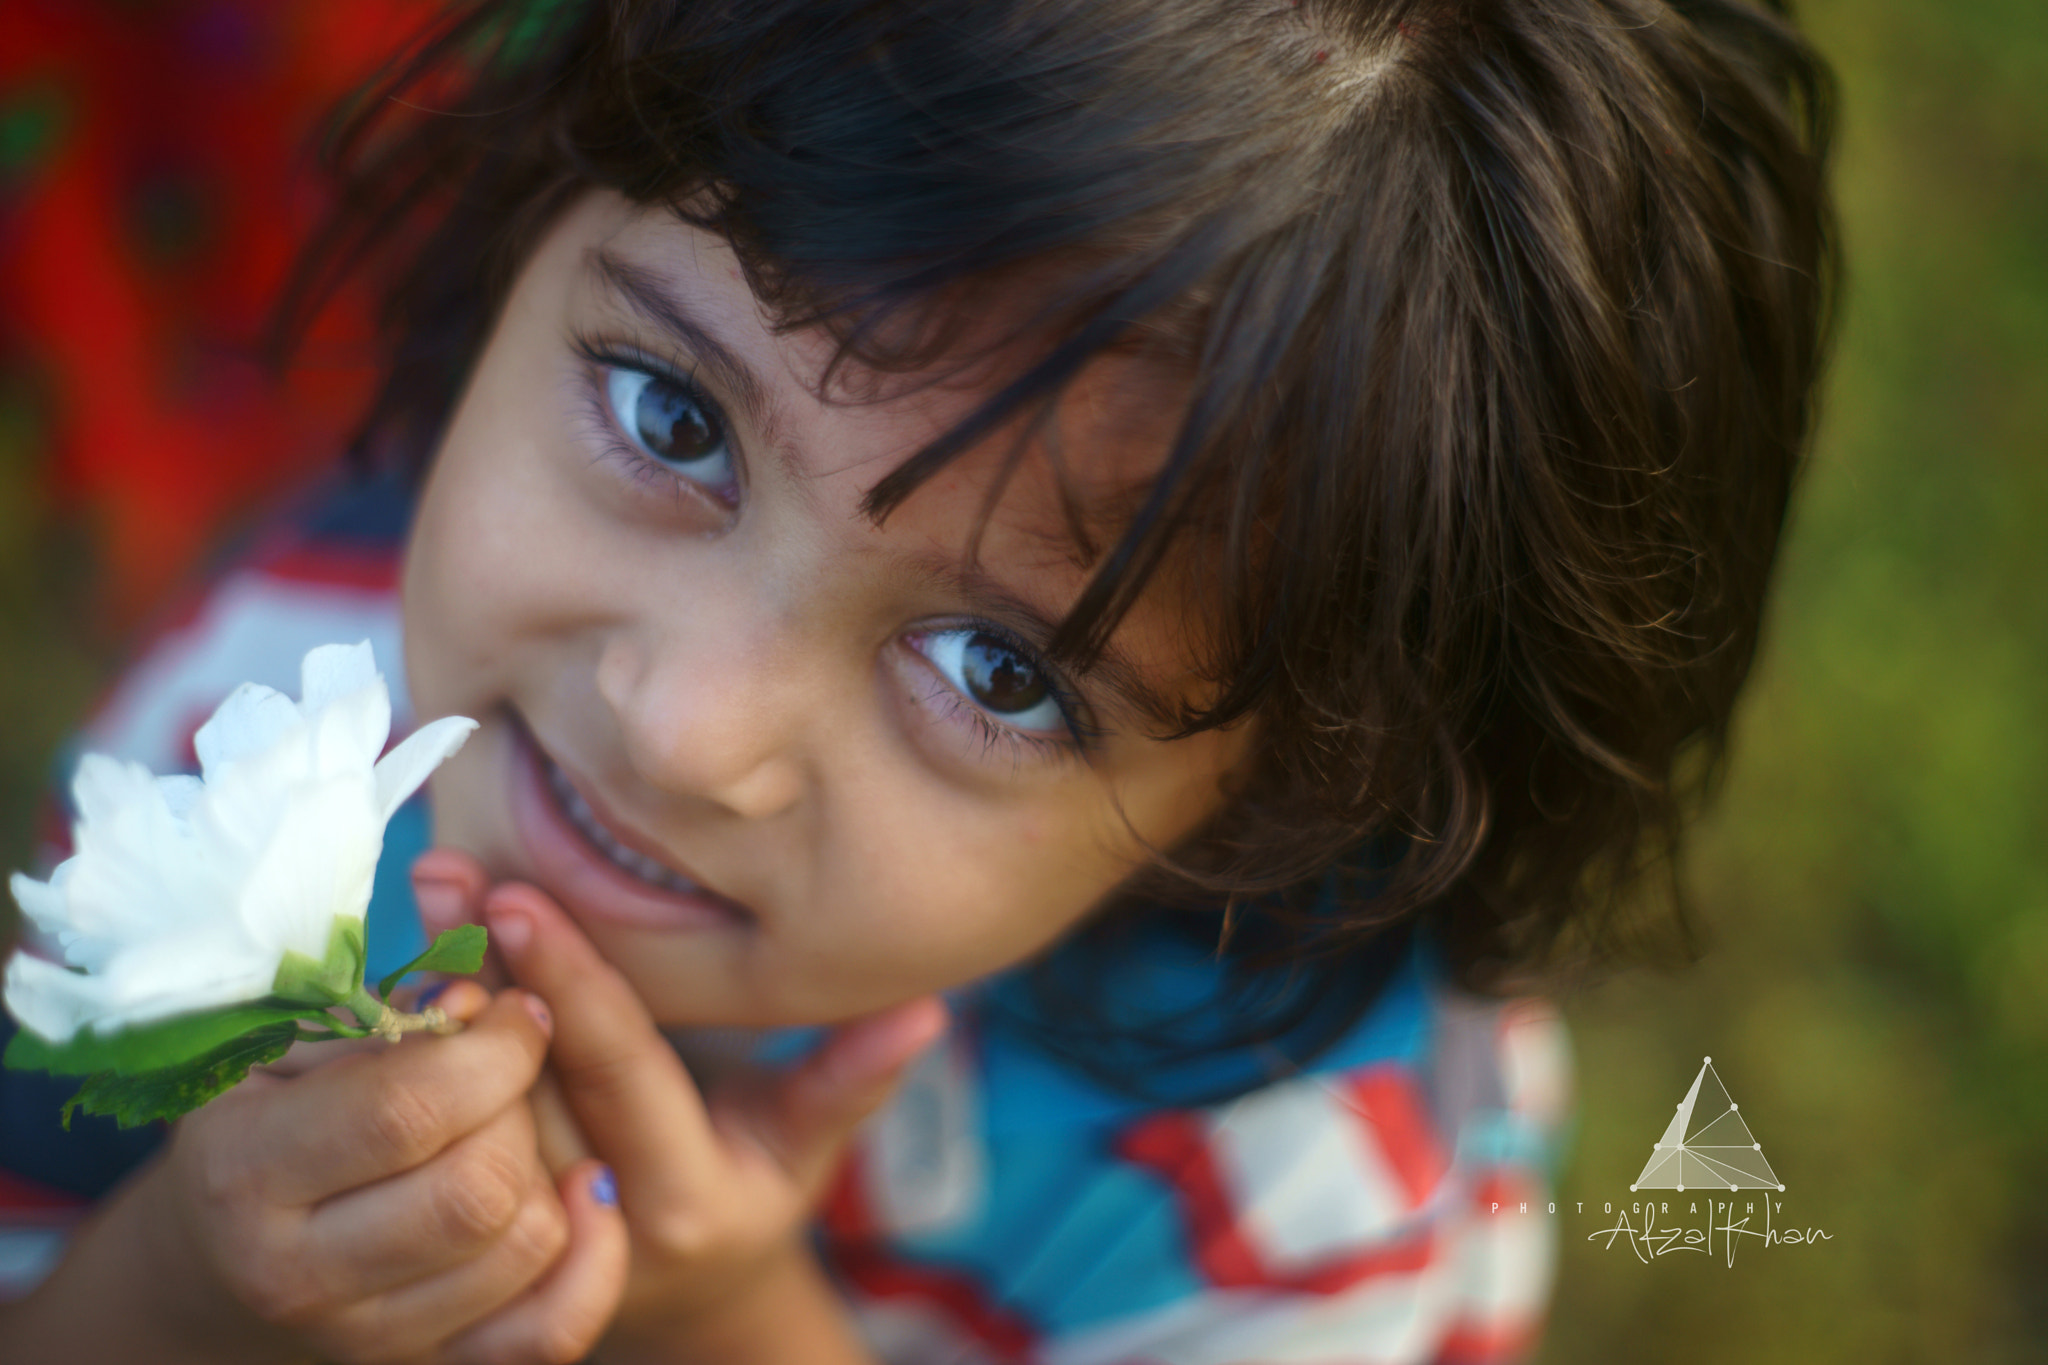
[539,751,705,897]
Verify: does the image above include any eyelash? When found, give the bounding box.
[568,331,735,504]
[912,624,1102,765]
[567,331,1103,769]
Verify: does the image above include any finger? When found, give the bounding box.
[402,976,492,1020]
[254,989,555,1205]
[485,882,721,1206]
[413,848,492,935]
[413,847,509,993]
[724,997,949,1194]
[437,1161,630,1365]
[301,1100,541,1296]
[531,1069,596,1177]
[317,1166,570,1362]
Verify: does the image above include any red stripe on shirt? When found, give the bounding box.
[1118,1107,1438,1295]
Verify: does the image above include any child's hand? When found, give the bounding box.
[131,981,629,1364]
[446,873,945,1357]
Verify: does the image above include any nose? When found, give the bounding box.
[595,619,809,822]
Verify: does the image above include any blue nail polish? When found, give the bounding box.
[591,1166,619,1208]
[416,980,452,1008]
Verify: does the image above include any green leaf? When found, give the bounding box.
[271,915,368,1006]
[376,924,490,998]
[61,1022,298,1130]
[5,1003,326,1078]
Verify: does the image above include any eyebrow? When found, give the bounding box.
[588,247,1187,734]
[911,554,1187,732]
[585,248,776,439]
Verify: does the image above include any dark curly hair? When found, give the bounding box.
[279,0,1835,1085]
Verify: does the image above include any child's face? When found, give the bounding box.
[403,192,1246,1026]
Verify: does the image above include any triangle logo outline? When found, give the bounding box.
[1630,1057,1784,1193]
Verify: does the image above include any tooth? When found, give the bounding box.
[548,758,695,891]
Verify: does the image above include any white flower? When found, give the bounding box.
[5,642,476,1044]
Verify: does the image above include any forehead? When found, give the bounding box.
[578,195,1194,560]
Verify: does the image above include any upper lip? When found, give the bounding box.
[520,717,737,907]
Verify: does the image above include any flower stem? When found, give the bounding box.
[344,987,386,1031]
[296,1021,370,1042]
[344,984,458,1042]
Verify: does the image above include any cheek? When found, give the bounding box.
[814,786,1141,997]
[1115,717,1251,847]
[401,256,609,715]
[827,729,1248,991]
[404,440,593,710]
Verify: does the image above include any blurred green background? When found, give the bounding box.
[1540,0,2048,1360]
[1,0,2043,1359]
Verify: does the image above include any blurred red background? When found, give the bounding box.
[1,0,434,625]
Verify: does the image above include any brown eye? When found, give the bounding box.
[961,633,1049,715]
[607,366,735,492]
[921,629,1066,732]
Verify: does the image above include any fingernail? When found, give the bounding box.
[413,877,463,933]
[491,910,533,956]
[416,980,451,1008]
[520,992,553,1036]
[590,1165,618,1208]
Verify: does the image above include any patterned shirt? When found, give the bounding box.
[0,473,1570,1363]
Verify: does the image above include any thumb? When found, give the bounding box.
[721,998,949,1195]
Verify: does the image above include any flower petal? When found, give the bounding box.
[71,753,160,833]
[8,869,70,937]
[61,761,212,961]
[234,773,382,959]
[373,716,480,822]
[156,774,205,820]
[5,939,278,1043]
[299,641,380,719]
[4,950,101,1044]
[194,683,302,782]
[310,673,391,780]
[83,936,279,1034]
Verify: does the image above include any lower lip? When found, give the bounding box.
[508,723,747,933]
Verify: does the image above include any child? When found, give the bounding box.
[0,0,1833,1360]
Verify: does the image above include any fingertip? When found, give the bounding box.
[558,1160,627,1273]
[471,986,555,1055]
[747,1000,950,1191]
[491,906,535,958]
[483,882,564,962]
[898,995,952,1050]
[411,851,488,938]
[581,1161,620,1211]
[412,844,487,879]
[783,997,949,1132]
[840,995,950,1078]
[420,976,491,1023]
[439,1159,630,1365]
[516,988,555,1040]
[484,879,562,920]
